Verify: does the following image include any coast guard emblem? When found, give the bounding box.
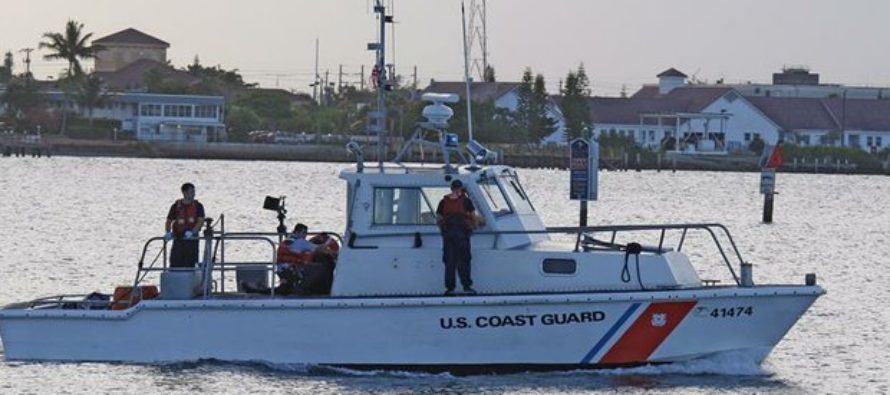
[651,313,667,327]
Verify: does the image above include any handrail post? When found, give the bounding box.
[657,229,666,253]
[220,214,225,293]
[201,219,215,297]
[704,226,739,285]
[574,229,583,252]
[677,228,688,252]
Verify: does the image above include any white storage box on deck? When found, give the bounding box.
[160,269,202,299]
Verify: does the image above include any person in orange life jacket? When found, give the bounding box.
[164,183,205,268]
[273,223,336,295]
[436,179,477,296]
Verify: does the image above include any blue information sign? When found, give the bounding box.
[569,138,598,201]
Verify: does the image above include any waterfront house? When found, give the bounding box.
[749,96,890,152]
[586,69,782,153]
[93,28,169,73]
[23,91,225,143]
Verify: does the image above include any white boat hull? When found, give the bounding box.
[0,286,822,372]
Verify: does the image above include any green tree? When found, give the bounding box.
[749,135,766,155]
[0,51,13,83]
[186,57,255,101]
[2,76,42,114]
[513,68,534,141]
[530,73,558,142]
[448,99,515,143]
[235,90,294,130]
[561,64,592,141]
[226,106,262,141]
[483,64,496,82]
[39,20,102,135]
[39,20,102,78]
[74,73,109,126]
[1,76,45,130]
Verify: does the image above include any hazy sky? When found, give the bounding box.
[3,0,890,96]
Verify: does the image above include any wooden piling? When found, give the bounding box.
[763,193,775,223]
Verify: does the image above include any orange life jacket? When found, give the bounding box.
[277,239,314,265]
[172,199,201,237]
[111,285,159,310]
[309,233,340,257]
[439,195,474,230]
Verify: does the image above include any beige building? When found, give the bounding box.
[93,28,169,73]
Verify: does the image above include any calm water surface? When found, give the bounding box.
[0,157,887,394]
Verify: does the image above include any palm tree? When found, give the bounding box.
[39,20,102,135]
[39,20,102,78]
[75,73,109,127]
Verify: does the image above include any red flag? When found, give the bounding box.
[766,144,783,169]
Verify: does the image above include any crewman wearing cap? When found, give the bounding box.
[436,179,477,296]
[164,182,206,268]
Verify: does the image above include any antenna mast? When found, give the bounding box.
[468,0,488,81]
[369,0,394,170]
[461,2,474,143]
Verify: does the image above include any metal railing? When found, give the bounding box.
[132,215,343,298]
[347,222,745,285]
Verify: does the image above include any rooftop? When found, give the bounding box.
[95,58,198,91]
[94,28,169,47]
[657,68,688,78]
[590,86,732,124]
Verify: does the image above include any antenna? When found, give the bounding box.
[368,0,394,171]
[461,2,474,144]
[467,0,488,81]
[311,39,320,103]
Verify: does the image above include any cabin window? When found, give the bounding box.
[542,259,576,275]
[478,177,512,217]
[372,187,447,225]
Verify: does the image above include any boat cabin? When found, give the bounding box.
[330,163,704,297]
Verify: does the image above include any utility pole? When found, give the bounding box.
[312,38,320,103]
[413,65,418,90]
[841,89,847,147]
[19,48,34,77]
[324,70,330,106]
[338,64,343,93]
[360,64,365,91]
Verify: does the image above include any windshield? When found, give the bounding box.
[499,170,535,214]
[478,177,512,217]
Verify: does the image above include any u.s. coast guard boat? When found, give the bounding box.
[0,3,823,372]
[0,93,824,373]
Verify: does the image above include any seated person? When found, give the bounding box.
[244,224,338,296]
[277,224,337,264]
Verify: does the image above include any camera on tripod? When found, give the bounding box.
[263,195,288,235]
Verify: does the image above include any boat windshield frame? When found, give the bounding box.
[498,168,536,214]
[478,175,513,217]
[476,169,537,218]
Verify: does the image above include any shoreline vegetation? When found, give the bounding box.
[3,134,889,175]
